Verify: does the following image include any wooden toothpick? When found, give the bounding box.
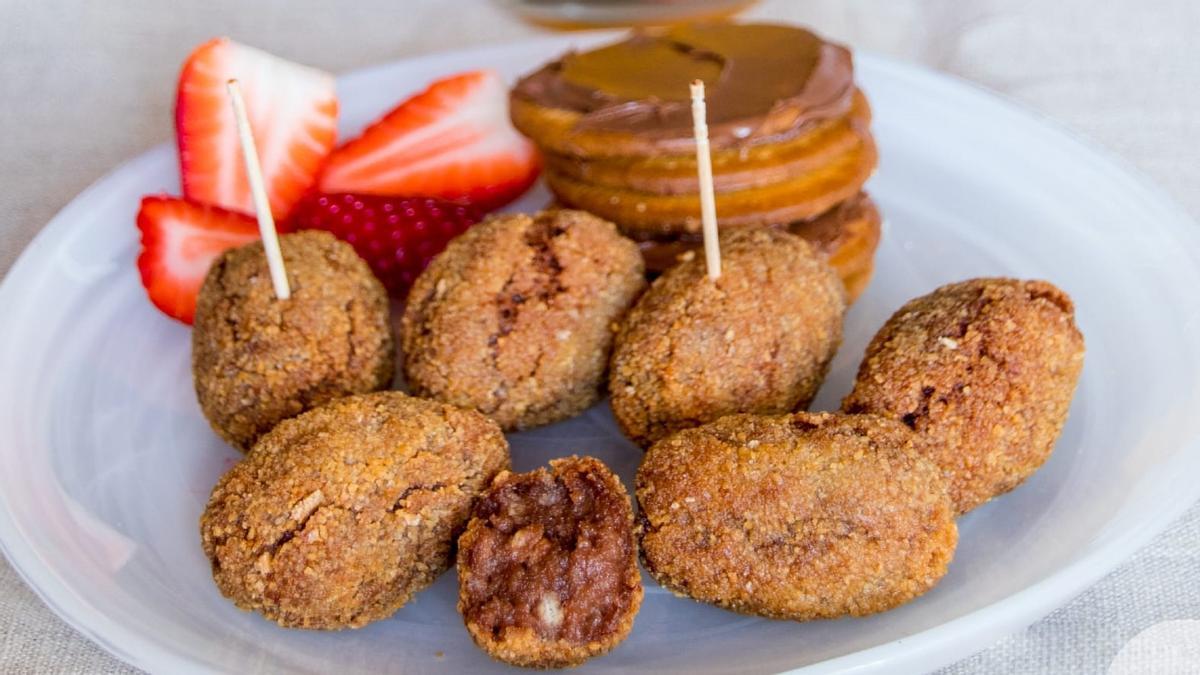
[227,79,290,300]
[690,79,721,281]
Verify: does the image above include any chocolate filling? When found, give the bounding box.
[460,462,635,644]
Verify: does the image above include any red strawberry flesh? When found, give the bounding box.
[317,70,538,211]
[291,192,482,297]
[176,37,338,220]
[136,196,264,324]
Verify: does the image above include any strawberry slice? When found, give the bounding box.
[136,196,263,324]
[317,70,539,211]
[291,192,483,297]
[176,38,338,220]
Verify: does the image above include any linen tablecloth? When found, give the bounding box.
[1,1,1197,672]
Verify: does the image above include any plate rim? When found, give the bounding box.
[0,32,1198,675]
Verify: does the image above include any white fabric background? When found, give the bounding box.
[1,0,1197,672]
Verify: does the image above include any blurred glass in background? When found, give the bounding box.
[498,0,756,28]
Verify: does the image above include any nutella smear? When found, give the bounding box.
[512,23,855,151]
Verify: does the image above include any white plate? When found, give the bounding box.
[1,33,1199,675]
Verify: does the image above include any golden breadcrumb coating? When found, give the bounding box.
[200,392,509,629]
[401,210,645,431]
[610,228,846,447]
[637,412,957,620]
[843,277,1085,513]
[192,230,395,451]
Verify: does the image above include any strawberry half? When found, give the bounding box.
[136,196,264,324]
[177,38,338,220]
[317,70,539,211]
[291,192,482,297]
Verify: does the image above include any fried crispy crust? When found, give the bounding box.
[401,210,646,431]
[842,278,1085,514]
[200,392,509,629]
[192,230,395,451]
[457,457,642,668]
[637,412,957,620]
[610,229,846,448]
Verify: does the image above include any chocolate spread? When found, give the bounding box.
[459,459,638,645]
[512,23,855,151]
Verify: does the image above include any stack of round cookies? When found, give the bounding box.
[510,22,881,299]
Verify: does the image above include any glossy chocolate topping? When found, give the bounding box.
[513,23,855,151]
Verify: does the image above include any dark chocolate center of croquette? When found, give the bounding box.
[461,466,634,644]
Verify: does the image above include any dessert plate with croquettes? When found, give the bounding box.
[0,30,1199,675]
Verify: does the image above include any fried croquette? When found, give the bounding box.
[457,456,642,668]
[636,412,957,620]
[609,228,846,448]
[401,210,646,431]
[842,278,1085,514]
[192,230,395,451]
[200,392,509,629]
